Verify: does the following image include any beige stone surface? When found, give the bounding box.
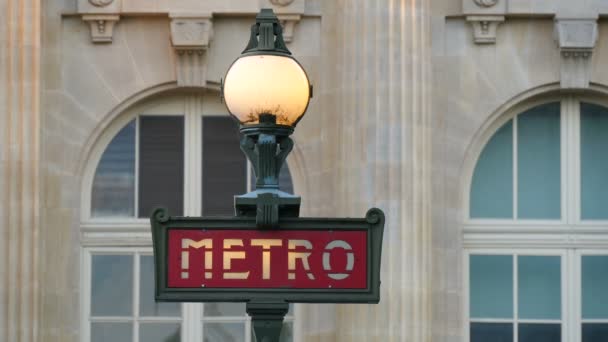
[3,0,608,341]
[0,1,42,342]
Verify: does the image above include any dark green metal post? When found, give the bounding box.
[235,114,301,228]
[247,301,289,342]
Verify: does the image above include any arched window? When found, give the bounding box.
[81,94,295,342]
[465,97,608,342]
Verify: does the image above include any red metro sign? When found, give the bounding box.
[168,230,367,289]
[151,208,385,304]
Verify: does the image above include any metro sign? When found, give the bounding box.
[151,208,385,303]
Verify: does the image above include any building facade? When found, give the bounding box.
[1,0,608,341]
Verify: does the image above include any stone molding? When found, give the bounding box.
[89,0,114,7]
[278,14,301,43]
[170,13,213,87]
[81,14,120,43]
[466,15,504,44]
[554,18,598,89]
[270,0,295,6]
[77,0,305,15]
[473,0,498,8]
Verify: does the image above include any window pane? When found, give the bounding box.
[202,116,246,216]
[470,255,513,319]
[582,256,608,319]
[138,116,184,218]
[91,255,133,316]
[581,103,608,219]
[470,323,513,342]
[139,323,180,342]
[517,103,561,219]
[140,256,180,317]
[470,120,513,218]
[91,322,132,342]
[204,322,245,342]
[92,120,136,217]
[518,256,561,319]
[204,302,246,317]
[583,323,608,342]
[518,323,561,342]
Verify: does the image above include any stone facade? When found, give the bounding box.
[1,0,608,341]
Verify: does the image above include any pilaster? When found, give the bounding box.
[0,1,42,342]
[317,1,432,340]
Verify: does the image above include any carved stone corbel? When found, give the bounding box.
[170,13,214,87]
[82,14,120,43]
[554,18,598,89]
[466,15,504,44]
[277,14,301,43]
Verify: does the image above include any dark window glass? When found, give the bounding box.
[470,120,513,218]
[470,322,513,342]
[583,323,608,342]
[518,323,561,342]
[581,103,608,219]
[91,120,136,217]
[517,103,561,219]
[138,116,184,217]
[91,255,133,316]
[91,322,132,342]
[202,117,246,216]
[582,255,608,319]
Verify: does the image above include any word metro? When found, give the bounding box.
[167,229,368,289]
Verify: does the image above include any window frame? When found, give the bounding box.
[463,95,608,342]
[80,93,299,342]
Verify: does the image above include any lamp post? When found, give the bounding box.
[222,8,312,230]
[221,8,312,341]
[151,11,384,340]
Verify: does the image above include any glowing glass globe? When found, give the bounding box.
[223,54,311,126]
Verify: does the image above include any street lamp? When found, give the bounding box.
[151,10,384,342]
[222,8,312,229]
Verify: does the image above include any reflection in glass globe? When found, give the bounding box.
[223,54,311,126]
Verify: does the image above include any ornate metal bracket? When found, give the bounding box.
[242,8,291,55]
[235,114,300,229]
[247,301,289,342]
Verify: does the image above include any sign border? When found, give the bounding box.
[150,207,385,304]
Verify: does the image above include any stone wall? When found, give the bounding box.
[3,0,608,341]
[0,1,41,342]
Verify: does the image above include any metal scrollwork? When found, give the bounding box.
[269,0,295,6]
[153,207,170,223]
[365,208,385,225]
[473,0,498,7]
[89,0,114,7]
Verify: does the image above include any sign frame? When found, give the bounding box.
[150,207,385,304]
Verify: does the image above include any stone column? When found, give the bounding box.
[0,1,42,342]
[316,1,433,341]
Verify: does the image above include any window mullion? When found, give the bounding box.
[571,98,582,225]
[514,254,519,342]
[182,96,204,342]
[133,253,140,342]
[183,95,203,217]
[513,116,518,220]
[82,250,92,342]
[134,116,140,219]
[183,303,202,342]
[563,97,580,225]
